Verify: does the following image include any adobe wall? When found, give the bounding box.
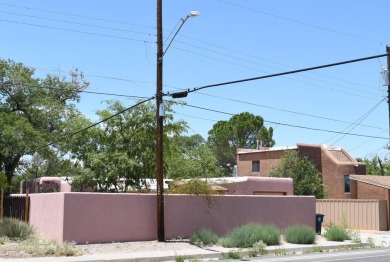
[29,193,316,243]
[356,182,387,199]
[237,150,286,177]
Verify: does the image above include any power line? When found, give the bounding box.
[0,82,147,99]
[0,2,155,29]
[194,91,386,131]
[0,10,155,36]
[327,98,386,146]
[0,18,152,43]
[173,46,382,101]
[33,96,155,153]
[217,0,384,44]
[181,103,388,140]
[167,53,388,95]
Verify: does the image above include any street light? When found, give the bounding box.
[156,0,200,242]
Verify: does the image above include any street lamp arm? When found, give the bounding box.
[162,11,200,57]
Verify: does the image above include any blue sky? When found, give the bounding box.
[1,0,389,160]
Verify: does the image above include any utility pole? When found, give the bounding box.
[156,0,165,242]
[387,45,390,143]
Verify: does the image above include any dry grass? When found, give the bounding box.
[0,234,83,258]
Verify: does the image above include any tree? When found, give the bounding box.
[0,59,88,191]
[356,156,390,176]
[207,112,274,176]
[70,100,187,192]
[269,150,325,199]
[168,135,222,179]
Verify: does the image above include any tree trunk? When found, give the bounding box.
[1,155,22,194]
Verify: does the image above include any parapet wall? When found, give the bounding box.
[29,193,316,243]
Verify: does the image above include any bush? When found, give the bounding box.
[222,224,280,248]
[284,225,316,244]
[0,218,35,240]
[324,223,349,242]
[189,228,219,246]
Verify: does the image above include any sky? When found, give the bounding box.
[1,0,390,160]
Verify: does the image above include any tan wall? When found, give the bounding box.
[356,182,387,199]
[30,192,316,243]
[316,199,388,231]
[237,150,285,177]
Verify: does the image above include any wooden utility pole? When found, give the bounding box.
[387,46,390,142]
[156,0,165,242]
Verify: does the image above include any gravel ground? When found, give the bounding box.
[79,240,200,255]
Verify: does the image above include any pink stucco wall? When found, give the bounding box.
[29,193,315,243]
[29,193,65,242]
[165,194,315,239]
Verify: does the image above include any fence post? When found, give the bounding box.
[25,189,29,223]
[0,189,3,219]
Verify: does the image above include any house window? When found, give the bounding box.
[252,160,260,172]
[344,175,350,193]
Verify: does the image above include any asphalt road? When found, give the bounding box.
[220,248,390,262]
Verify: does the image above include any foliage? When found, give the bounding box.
[166,180,223,208]
[189,228,219,246]
[174,255,186,262]
[249,240,267,257]
[0,236,83,257]
[323,222,349,242]
[284,225,316,244]
[222,223,280,248]
[207,112,274,176]
[0,218,35,240]
[69,100,187,192]
[168,136,223,179]
[0,171,8,190]
[269,150,325,198]
[0,59,88,191]
[222,251,242,259]
[357,156,390,176]
[167,180,219,195]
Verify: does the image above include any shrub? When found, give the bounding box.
[284,225,316,244]
[0,218,35,240]
[249,240,267,257]
[324,223,349,242]
[222,223,280,248]
[222,251,242,259]
[189,228,219,246]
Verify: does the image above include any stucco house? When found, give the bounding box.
[236,143,366,199]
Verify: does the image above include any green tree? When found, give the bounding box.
[70,100,187,192]
[207,112,274,176]
[168,135,222,179]
[356,156,390,176]
[269,150,325,198]
[0,59,88,191]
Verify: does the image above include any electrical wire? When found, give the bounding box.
[327,98,386,146]
[0,10,155,36]
[0,82,148,99]
[180,103,388,140]
[172,46,382,100]
[0,2,155,29]
[217,0,384,44]
[0,18,152,43]
[32,96,155,153]
[180,53,389,95]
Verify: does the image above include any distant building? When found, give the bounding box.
[236,143,366,199]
